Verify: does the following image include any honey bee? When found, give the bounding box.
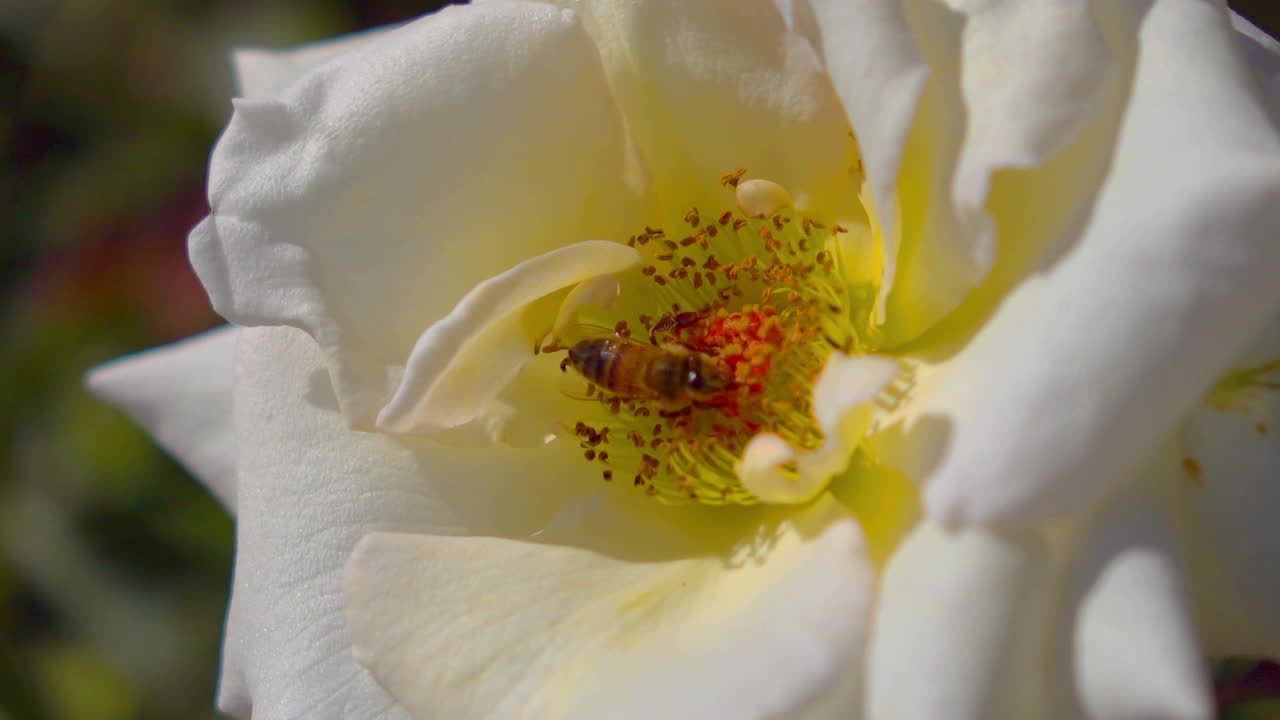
[561,335,733,405]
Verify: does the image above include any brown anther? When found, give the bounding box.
[641,265,656,276]
[705,224,719,237]
[584,449,597,461]
[654,276,668,286]
[693,273,704,289]
[645,225,665,237]
[602,470,614,482]
[653,424,664,435]
[680,236,697,247]
[670,269,688,280]
[832,224,848,234]
[1183,457,1204,485]
[733,218,748,231]
[801,217,825,233]
[719,167,748,188]
[684,208,701,226]
[599,451,609,461]
[719,210,734,226]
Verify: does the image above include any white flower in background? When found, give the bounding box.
[87,1,1280,718]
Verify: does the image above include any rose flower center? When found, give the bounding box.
[542,171,875,505]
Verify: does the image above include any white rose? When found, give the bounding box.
[89,2,1280,719]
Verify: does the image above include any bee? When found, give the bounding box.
[561,335,733,406]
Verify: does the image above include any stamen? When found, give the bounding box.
[554,172,873,505]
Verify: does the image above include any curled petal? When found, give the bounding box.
[345,495,873,720]
[544,274,622,349]
[191,3,646,427]
[738,353,898,504]
[889,0,1280,526]
[84,326,239,512]
[376,241,639,438]
[802,0,1116,342]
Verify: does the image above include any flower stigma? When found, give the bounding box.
[539,170,886,506]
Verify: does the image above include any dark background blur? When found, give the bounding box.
[1,2,1277,719]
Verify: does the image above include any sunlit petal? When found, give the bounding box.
[85,326,239,512]
[346,495,873,720]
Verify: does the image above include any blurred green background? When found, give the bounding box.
[1,1,1277,719]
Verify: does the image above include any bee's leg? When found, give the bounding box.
[560,357,572,373]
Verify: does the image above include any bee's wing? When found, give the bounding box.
[539,322,628,353]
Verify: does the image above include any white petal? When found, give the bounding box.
[738,353,898,504]
[891,0,1280,526]
[798,0,950,333]
[232,26,398,99]
[217,326,595,719]
[1067,451,1212,720]
[191,3,647,426]
[1231,11,1280,89]
[539,0,862,217]
[377,241,639,438]
[346,494,872,720]
[867,523,1055,719]
[942,0,1116,200]
[1181,365,1280,657]
[84,326,238,512]
[803,1,1116,344]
